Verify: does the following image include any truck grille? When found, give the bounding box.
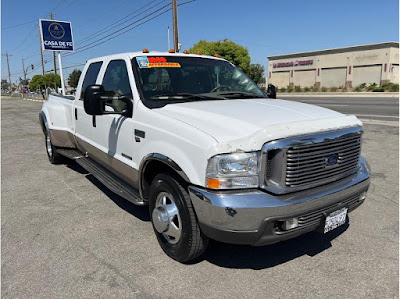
[285,134,361,187]
[261,127,363,194]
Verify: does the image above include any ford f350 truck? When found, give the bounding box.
[40,51,370,262]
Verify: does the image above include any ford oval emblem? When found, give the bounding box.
[326,154,339,166]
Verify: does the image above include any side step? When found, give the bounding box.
[57,149,85,160]
[57,148,146,206]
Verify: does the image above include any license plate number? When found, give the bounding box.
[324,208,348,233]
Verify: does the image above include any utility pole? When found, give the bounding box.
[172,0,179,52]
[50,12,57,75]
[22,58,26,81]
[2,52,12,89]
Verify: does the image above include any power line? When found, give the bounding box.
[2,20,37,30]
[66,0,194,57]
[12,26,38,53]
[51,0,66,13]
[74,0,168,46]
[65,3,172,56]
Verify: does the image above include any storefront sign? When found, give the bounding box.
[273,60,313,68]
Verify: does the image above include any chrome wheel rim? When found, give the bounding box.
[152,192,182,244]
[46,133,52,157]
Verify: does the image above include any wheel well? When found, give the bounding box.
[39,113,47,133]
[141,160,188,200]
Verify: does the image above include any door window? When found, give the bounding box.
[80,62,102,100]
[102,60,132,112]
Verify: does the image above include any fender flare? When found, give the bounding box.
[39,110,49,133]
[138,153,191,199]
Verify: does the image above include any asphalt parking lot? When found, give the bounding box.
[1,96,399,298]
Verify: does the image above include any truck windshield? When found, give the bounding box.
[132,56,266,106]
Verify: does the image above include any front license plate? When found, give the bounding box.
[324,208,348,233]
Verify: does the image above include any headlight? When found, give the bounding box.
[206,152,259,189]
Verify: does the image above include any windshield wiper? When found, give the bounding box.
[213,91,266,99]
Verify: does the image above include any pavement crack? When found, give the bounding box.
[76,244,140,294]
[62,180,84,202]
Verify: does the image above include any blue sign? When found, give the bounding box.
[39,19,74,52]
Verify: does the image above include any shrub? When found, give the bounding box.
[287,85,294,93]
[303,87,311,92]
[321,87,328,92]
[294,85,302,92]
[354,85,363,92]
[382,82,399,92]
[279,87,287,93]
[367,83,377,91]
[312,85,319,92]
[330,87,338,92]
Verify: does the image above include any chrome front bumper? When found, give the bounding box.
[189,157,370,246]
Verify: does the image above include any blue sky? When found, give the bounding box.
[1,0,399,84]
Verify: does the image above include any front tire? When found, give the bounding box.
[149,173,208,262]
[44,131,65,164]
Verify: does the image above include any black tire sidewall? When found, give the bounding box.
[149,174,198,261]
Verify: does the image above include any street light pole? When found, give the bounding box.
[39,33,45,75]
[50,12,57,75]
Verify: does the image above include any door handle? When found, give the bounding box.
[75,108,78,120]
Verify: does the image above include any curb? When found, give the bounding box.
[24,98,46,102]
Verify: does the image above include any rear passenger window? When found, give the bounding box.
[80,62,103,100]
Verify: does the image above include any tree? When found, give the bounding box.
[1,79,10,90]
[68,69,82,88]
[247,64,265,85]
[29,74,61,91]
[44,73,61,88]
[29,75,45,91]
[190,39,251,74]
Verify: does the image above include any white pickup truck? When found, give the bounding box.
[40,51,370,262]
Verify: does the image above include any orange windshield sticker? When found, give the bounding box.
[148,62,181,68]
[136,56,180,68]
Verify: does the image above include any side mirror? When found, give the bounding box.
[84,84,133,118]
[267,84,276,99]
[84,85,105,115]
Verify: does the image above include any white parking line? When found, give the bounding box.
[356,114,399,119]
[359,118,399,127]
[319,104,350,107]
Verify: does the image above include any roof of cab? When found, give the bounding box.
[86,51,227,63]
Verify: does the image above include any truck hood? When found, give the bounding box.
[156,98,358,141]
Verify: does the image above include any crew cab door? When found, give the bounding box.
[73,61,103,153]
[89,58,139,187]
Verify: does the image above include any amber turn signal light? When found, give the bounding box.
[207,178,220,189]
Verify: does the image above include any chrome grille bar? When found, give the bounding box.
[261,126,363,194]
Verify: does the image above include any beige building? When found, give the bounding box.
[267,42,399,89]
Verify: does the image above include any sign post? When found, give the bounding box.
[39,19,74,95]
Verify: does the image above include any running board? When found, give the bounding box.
[57,148,146,206]
[57,149,85,160]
